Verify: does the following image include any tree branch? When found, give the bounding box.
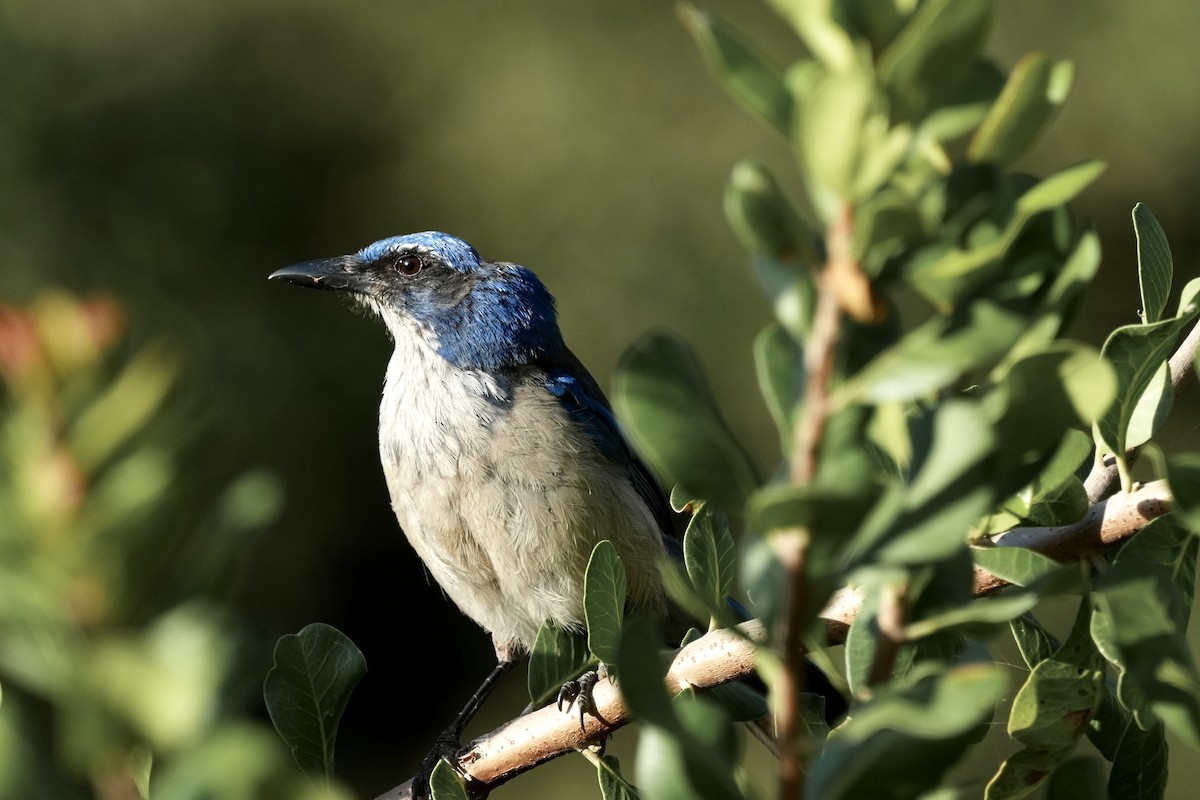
[375,489,1174,798]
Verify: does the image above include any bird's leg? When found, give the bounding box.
[412,659,514,800]
[556,662,611,730]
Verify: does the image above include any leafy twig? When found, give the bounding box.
[1084,319,1200,501]
[374,480,1171,800]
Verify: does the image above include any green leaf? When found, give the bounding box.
[1133,203,1173,324]
[799,58,876,203]
[429,760,470,800]
[1044,758,1105,800]
[615,615,675,730]
[1008,601,1102,750]
[986,603,1101,800]
[527,623,593,707]
[704,679,769,722]
[1125,362,1173,452]
[1001,230,1102,366]
[585,540,628,664]
[597,754,641,800]
[1095,312,1198,485]
[750,252,817,340]
[683,508,736,619]
[1012,617,1137,763]
[876,0,993,122]
[70,342,179,470]
[754,323,803,448]
[1010,614,1058,668]
[725,161,815,259]
[1166,452,1200,532]
[972,546,1064,588]
[680,7,792,134]
[859,401,997,566]
[809,662,1007,799]
[990,343,1115,461]
[636,697,743,800]
[1091,514,1200,745]
[983,429,1093,534]
[986,747,1072,800]
[767,0,855,70]
[615,333,760,513]
[660,559,731,630]
[1015,159,1106,217]
[1106,720,1168,800]
[968,54,1074,167]
[841,300,1027,403]
[263,623,366,779]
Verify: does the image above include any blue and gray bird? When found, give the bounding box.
[269,231,678,785]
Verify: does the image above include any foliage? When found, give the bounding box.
[600,1,1200,798]
[0,293,347,799]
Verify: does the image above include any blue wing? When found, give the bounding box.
[539,351,678,548]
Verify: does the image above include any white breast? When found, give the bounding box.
[375,316,666,659]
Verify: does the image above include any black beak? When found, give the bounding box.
[268,255,366,292]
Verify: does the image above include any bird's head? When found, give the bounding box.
[270,231,565,370]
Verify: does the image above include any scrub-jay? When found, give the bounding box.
[270,231,678,791]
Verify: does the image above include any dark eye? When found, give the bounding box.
[396,254,423,276]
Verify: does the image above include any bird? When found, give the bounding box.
[269,231,679,793]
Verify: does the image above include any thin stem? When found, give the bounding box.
[777,202,856,800]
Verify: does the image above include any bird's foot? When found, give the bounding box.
[412,729,475,800]
[556,663,611,730]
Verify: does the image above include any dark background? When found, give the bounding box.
[3,1,1199,796]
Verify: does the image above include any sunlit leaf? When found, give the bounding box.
[1095,313,1197,482]
[429,760,470,800]
[969,54,1074,167]
[584,540,627,664]
[1015,160,1106,217]
[1134,203,1173,324]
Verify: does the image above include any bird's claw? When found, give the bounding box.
[556,664,610,730]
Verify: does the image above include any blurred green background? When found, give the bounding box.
[2,1,1199,797]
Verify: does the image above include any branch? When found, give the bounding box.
[976,478,1171,594]
[375,621,768,800]
[376,483,1173,800]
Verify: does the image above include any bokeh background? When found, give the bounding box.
[2,0,1199,797]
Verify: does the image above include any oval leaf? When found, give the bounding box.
[615,333,760,513]
[1133,203,1173,324]
[585,540,628,664]
[969,54,1073,167]
[527,622,593,706]
[263,623,366,779]
[1015,159,1106,217]
[680,6,792,134]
